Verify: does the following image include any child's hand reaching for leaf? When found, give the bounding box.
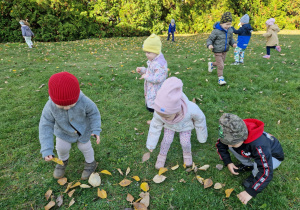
[136,67,142,73]
[227,163,239,175]
[92,134,100,144]
[237,191,252,204]
[44,155,54,161]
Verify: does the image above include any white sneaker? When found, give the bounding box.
[208,62,214,72]
[218,76,227,85]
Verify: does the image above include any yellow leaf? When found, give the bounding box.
[70,181,81,189]
[51,158,63,166]
[68,198,75,207]
[64,182,72,193]
[88,172,101,187]
[57,177,67,186]
[45,189,52,201]
[158,167,168,175]
[171,164,179,170]
[97,188,107,199]
[68,189,75,197]
[192,162,196,170]
[44,201,55,210]
[132,176,140,181]
[119,179,132,187]
[135,198,142,203]
[153,174,167,183]
[225,188,234,198]
[183,163,186,169]
[140,182,149,192]
[126,193,134,203]
[126,167,130,176]
[204,178,213,189]
[100,170,112,175]
[117,168,123,175]
[80,184,91,188]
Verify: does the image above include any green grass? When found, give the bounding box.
[0,33,299,209]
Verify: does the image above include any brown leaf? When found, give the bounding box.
[142,152,151,162]
[45,190,52,201]
[185,168,193,172]
[204,178,213,189]
[68,198,75,207]
[126,193,134,203]
[68,189,75,197]
[97,188,107,199]
[216,164,223,170]
[64,182,72,193]
[57,177,67,186]
[56,194,63,207]
[225,188,234,198]
[70,181,81,189]
[126,167,130,176]
[117,168,123,175]
[133,202,147,210]
[139,192,150,207]
[153,174,167,183]
[44,201,55,210]
[119,179,132,187]
[88,172,101,187]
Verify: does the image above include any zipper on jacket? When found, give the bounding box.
[67,110,81,136]
[224,31,228,51]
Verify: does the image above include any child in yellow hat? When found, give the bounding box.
[136,34,168,124]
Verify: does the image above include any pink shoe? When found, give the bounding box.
[263,55,270,59]
[183,153,193,167]
[275,46,281,52]
[155,154,167,170]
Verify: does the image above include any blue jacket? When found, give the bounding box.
[232,24,253,49]
[39,91,101,158]
[21,25,34,37]
[168,23,176,33]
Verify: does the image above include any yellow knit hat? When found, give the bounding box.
[143,34,162,55]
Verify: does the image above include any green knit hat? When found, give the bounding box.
[220,12,232,24]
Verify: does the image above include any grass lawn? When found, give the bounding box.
[0,33,299,209]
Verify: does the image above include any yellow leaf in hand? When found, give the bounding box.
[225,188,234,198]
[140,182,149,192]
[100,170,112,175]
[158,167,168,175]
[51,157,63,165]
[97,188,107,199]
[132,176,140,181]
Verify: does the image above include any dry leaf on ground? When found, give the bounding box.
[192,162,196,170]
[126,167,130,176]
[139,192,150,207]
[45,190,52,201]
[64,182,72,193]
[199,165,210,171]
[80,184,91,188]
[69,198,75,207]
[88,172,101,187]
[44,201,55,210]
[214,183,222,189]
[117,168,123,175]
[100,170,112,175]
[192,98,196,103]
[126,193,134,203]
[204,178,213,189]
[183,163,186,169]
[216,164,223,170]
[142,152,151,162]
[171,164,179,170]
[57,177,67,186]
[194,166,198,173]
[97,188,107,199]
[179,179,186,183]
[153,174,167,183]
[51,157,64,165]
[68,189,75,197]
[225,188,234,198]
[158,167,168,175]
[196,176,204,184]
[70,182,81,189]
[119,179,132,187]
[132,176,140,181]
[140,182,149,192]
[56,194,63,207]
[133,202,147,210]
[186,168,193,172]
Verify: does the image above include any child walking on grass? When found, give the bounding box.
[231,14,253,65]
[207,12,237,85]
[146,77,207,169]
[136,34,168,124]
[19,19,34,48]
[167,19,176,42]
[39,72,101,180]
[216,113,284,205]
[262,18,281,59]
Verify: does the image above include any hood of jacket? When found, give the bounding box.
[214,22,227,32]
[269,24,280,32]
[243,119,264,144]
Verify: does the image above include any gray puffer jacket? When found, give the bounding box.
[207,22,236,53]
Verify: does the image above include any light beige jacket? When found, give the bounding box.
[263,24,280,46]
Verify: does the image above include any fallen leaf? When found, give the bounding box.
[39,84,45,89]
[175,72,180,74]
[126,167,130,176]
[192,98,196,103]
[133,202,147,210]
[100,170,112,175]
[68,189,75,197]
[64,182,72,193]
[97,188,107,199]
[216,164,223,170]
[196,176,204,184]
[214,183,222,189]
[140,182,149,192]
[117,168,123,175]
[204,178,213,189]
[126,193,134,203]
[88,172,101,187]
[44,201,55,210]
[132,176,140,181]
[139,192,150,207]
[45,190,52,201]
[194,166,198,173]
[56,194,63,207]
[57,177,67,186]
[186,168,193,172]
[183,163,186,169]
[135,198,142,203]
[192,162,196,170]
[70,181,81,189]
[277,120,281,124]
[153,174,167,183]
[119,179,132,187]
[69,198,75,207]
[142,152,150,162]
[225,188,234,198]
[51,157,64,166]
[171,164,179,170]
[80,184,91,188]
[158,167,168,175]
[199,165,210,171]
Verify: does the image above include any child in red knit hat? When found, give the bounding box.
[39,72,101,180]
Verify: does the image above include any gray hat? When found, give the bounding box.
[171,19,175,23]
[240,14,249,24]
[219,113,248,145]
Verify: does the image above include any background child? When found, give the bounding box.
[207,12,237,85]
[136,34,168,124]
[167,19,176,42]
[39,72,101,180]
[216,113,284,205]
[146,77,207,169]
[262,18,281,59]
[19,19,34,48]
[231,14,253,65]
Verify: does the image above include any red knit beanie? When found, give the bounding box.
[48,72,80,106]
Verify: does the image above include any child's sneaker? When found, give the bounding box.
[53,159,68,179]
[155,154,167,170]
[81,160,97,180]
[230,61,239,65]
[275,45,281,52]
[183,153,193,167]
[218,76,227,85]
[208,62,214,72]
[263,55,270,59]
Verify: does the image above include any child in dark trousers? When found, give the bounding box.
[262,18,281,59]
[216,113,284,205]
[167,19,176,42]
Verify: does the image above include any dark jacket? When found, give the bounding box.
[232,24,253,49]
[216,119,284,197]
[168,23,176,33]
[206,22,236,53]
[21,25,34,37]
